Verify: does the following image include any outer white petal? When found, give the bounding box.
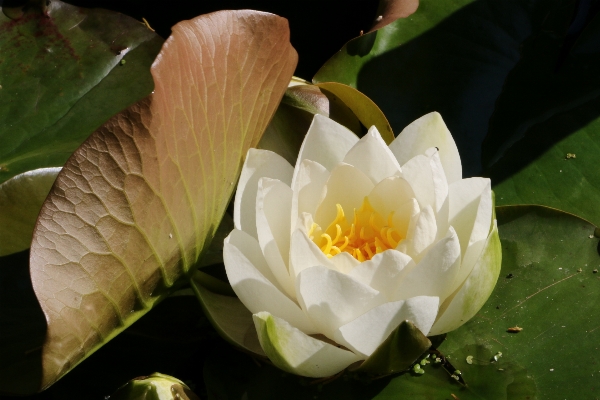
[342,126,401,183]
[367,177,415,220]
[389,112,462,184]
[234,149,293,238]
[296,266,386,339]
[224,233,316,334]
[334,296,439,357]
[348,250,415,301]
[449,178,492,253]
[314,163,374,228]
[407,205,437,259]
[255,178,295,299]
[394,198,420,241]
[393,227,461,302]
[290,159,329,232]
[401,155,435,212]
[448,178,493,292]
[427,149,449,217]
[289,228,336,277]
[0,167,61,256]
[253,312,361,377]
[429,221,501,335]
[293,114,358,175]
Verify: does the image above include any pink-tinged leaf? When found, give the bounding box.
[29,10,297,389]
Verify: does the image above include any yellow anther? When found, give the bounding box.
[311,197,404,261]
[333,224,342,244]
[321,233,333,254]
[363,243,374,259]
[387,229,400,248]
[338,236,349,251]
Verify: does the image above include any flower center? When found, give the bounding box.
[309,197,403,261]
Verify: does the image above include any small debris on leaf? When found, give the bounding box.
[141,17,155,32]
[451,394,460,400]
[589,234,594,239]
[507,326,523,333]
[577,268,583,273]
[466,355,473,365]
[506,273,514,279]
[412,364,425,374]
[492,352,503,362]
[498,368,504,371]
[566,153,576,159]
[593,269,598,274]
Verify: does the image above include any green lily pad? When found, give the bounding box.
[434,205,600,399]
[314,0,600,225]
[0,0,163,184]
[0,167,60,256]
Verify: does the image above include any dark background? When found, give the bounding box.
[67,0,380,80]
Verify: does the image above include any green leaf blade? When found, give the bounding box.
[0,1,162,184]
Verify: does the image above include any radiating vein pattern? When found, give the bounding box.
[30,10,297,387]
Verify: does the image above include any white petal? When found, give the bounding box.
[393,227,461,302]
[255,178,295,299]
[293,114,358,174]
[389,112,462,184]
[449,178,492,249]
[342,126,401,183]
[226,229,279,288]
[428,150,449,215]
[289,229,335,277]
[334,296,439,357]
[290,159,329,232]
[348,250,415,301]
[367,176,415,220]
[429,221,501,335]
[401,155,435,212]
[329,251,360,274]
[314,163,374,229]
[407,205,437,259]
[224,233,316,334]
[296,266,386,339]
[253,312,361,377]
[234,149,293,238]
[0,167,61,256]
[393,198,420,240]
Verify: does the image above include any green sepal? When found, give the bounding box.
[353,320,432,378]
[190,271,264,356]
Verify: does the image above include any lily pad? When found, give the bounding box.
[0,0,163,184]
[28,10,297,390]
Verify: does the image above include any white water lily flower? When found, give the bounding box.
[224,112,501,378]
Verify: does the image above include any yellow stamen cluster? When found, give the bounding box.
[309,197,403,261]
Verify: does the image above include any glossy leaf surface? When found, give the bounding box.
[0,168,60,256]
[0,0,162,184]
[314,0,600,225]
[28,10,297,389]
